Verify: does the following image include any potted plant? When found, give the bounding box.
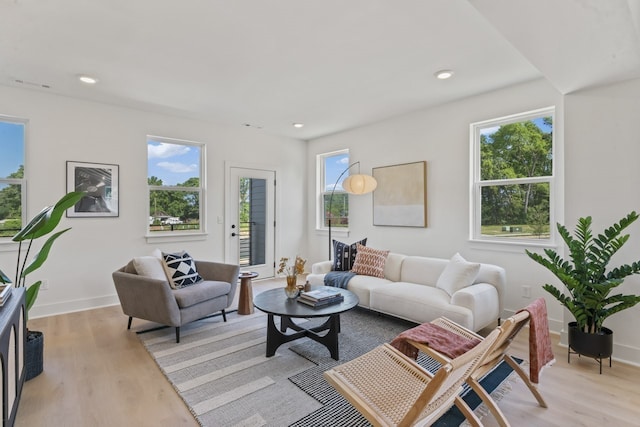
[526,211,640,363]
[0,191,84,380]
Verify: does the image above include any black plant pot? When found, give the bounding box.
[568,321,613,358]
[25,330,44,381]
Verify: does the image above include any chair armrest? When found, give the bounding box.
[194,260,240,302]
[112,270,181,326]
[312,260,333,274]
[451,283,500,331]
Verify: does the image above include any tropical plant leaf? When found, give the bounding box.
[0,269,11,284]
[12,191,84,241]
[21,228,71,277]
[25,281,41,315]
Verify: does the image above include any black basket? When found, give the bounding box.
[25,330,44,381]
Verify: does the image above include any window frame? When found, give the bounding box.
[316,149,350,232]
[470,107,556,246]
[0,115,27,243]
[146,135,206,238]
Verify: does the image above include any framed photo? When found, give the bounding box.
[66,161,119,217]
[372,161,427,227]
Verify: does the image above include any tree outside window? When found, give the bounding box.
[147,137,204,233]
[472,108,554,242]
[0,118,26,238]
[318,150,350,229]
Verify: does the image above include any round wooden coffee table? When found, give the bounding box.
[253,286,358,360]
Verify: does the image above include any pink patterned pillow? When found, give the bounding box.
[351,244,390,278]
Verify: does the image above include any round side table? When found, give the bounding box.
[238,272,259,315]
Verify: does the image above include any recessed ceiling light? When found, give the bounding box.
[78,74,98,84]
[292,123,304,128]
[434,70,454,80]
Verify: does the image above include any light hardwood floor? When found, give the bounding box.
[15,279,640,427]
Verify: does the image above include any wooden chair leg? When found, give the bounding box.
[222,309,227,322]
[504,355,547,408]
[127,316,133,330]
[468,377,510,427]
[454,396,482,427]
[175,327,180,343]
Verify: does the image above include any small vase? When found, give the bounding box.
[285,275,299,298]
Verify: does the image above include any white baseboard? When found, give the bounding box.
[29,294,121,319]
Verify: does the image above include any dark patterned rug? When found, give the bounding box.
[287,308,518,427]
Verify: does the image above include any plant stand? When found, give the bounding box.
[567,322,613,374]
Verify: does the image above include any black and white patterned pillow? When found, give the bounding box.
[162,251,203,289]
[332,238,367,271]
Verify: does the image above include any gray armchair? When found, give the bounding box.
[113,259,239,343]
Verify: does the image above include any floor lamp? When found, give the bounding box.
[327,161,377,259]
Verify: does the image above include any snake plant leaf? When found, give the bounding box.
[12,191,84,242]
[20,228,71,278]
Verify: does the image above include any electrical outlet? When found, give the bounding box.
[40,280,49,291]
[522,285,531,298]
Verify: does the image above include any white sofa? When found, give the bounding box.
[307,253,506,332]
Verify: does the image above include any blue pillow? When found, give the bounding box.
[332,238,367,271]
[162,251,203,289]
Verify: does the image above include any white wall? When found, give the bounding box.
[564,78,640,364]
[0,85,307,318]
[307,77,640,365]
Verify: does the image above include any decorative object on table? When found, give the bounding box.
[326,161,377,259]
[372,160,427,227]
[278,255,306,299]
[298,287,344,308]
[66,160,119,217]
[0,191,85,380]
[526,211,640,373]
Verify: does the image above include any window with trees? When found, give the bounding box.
[318,150,350,230]
[0,117,26,239]
[147,136,204,234]
[471,107,554,243]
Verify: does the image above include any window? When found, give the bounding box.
[147,136,205,234]
[0,117,26,239]
[471,107,554,243]
[318,150,350,230]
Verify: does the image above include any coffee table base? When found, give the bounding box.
[266,313,341,360]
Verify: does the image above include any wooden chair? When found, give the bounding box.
[407,313,547,427]
[323,328,502,426]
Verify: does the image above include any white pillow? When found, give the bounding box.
[133,256,168,281]
[436,253,481,296]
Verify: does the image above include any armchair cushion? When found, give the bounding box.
[133,256,167,281]
[174,281,232,308]
[162,251,203,288]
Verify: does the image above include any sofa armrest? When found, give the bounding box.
[451,283,500,331]
[312,260,333,274]
[195,260,240,303]
[112,270,181,326]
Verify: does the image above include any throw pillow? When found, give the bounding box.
[350,244,389,278]
[133,256,168,281]
[436,253,481,296]
[332,238,367,271]
[161,251,203,289]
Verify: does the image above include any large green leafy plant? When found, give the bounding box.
[526,212,640,334]
[0,192,85,318]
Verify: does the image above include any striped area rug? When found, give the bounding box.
[139,307,517,426]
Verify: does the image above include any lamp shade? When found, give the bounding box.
[342,174,377,195]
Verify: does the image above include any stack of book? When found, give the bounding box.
[0,285,12,307]
[298,288,344,308]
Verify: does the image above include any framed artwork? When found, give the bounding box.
[372,161,427,227]
[66,161,119,217]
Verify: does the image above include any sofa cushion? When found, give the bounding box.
[133,256,167,281]
[346,275,393,308]
[351,244,389,278]
[332,238,367,271]
[162,251,203,289]
[174,280,231,308]
[435,253,481,296]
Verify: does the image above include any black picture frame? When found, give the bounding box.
[66,161,119,217]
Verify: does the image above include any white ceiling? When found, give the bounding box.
[0,0,638,140]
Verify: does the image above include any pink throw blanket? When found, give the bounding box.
[390,322,481,360]
[518,298,555,383]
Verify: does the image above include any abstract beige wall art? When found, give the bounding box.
[372,161,427,227]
